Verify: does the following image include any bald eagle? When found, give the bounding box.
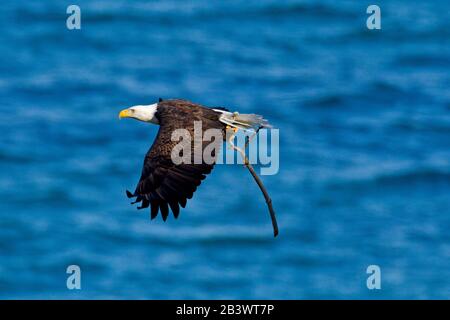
[119,99,271,221]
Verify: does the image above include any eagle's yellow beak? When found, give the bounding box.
[118,109,132,119]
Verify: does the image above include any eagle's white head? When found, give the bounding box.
[119,103,159,124]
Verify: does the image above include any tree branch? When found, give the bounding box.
[228,128,279,237]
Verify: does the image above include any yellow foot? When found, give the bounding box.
[226,125,239,133]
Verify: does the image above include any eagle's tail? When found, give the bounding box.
[215,110,272,131]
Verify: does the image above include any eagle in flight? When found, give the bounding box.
[119,99,271,221]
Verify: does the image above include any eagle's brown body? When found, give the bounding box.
[127,99,228,220]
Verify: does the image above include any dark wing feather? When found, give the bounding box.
[127,100,225,221]
[129,158,214,221]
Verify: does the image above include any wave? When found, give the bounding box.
[393,54,450,68]
[13,2,357,25]
[325,168,450,190]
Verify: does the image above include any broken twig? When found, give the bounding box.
[228,128,279,237]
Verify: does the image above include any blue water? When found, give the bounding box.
[0,0,449,299]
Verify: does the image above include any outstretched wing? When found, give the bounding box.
[127,102,223,221]
[127,157,214,221]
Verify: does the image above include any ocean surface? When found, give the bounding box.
[0,0,449,299]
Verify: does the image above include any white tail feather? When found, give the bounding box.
[214,109,272,130]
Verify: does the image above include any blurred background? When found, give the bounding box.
[0,0,449,299]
